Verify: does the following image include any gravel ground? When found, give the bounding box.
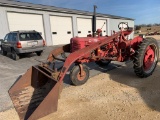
[0,35,160,120]
[1,61,160,120]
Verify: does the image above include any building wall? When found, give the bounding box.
[0,7,9,39]
[0,6,134,45]
[108,18,134,39]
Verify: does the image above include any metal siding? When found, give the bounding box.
[0,8,9,39]
[109,19,134,39]
[7,12,45,39]
[43,13,52,46]
[72,16,78,37]
[77,18,107,37]
[50,16,73,45]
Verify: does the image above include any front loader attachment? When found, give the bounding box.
[8,65,63,120]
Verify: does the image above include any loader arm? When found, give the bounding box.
[47,44,70,62]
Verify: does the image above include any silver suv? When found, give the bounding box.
[1,30,45,60]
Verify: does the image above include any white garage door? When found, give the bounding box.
[77,18,92,37]
[50,16,73,45]
[97,19,107,36]
[77,18,107,37]
[7,12,45,39]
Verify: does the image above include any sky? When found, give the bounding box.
[17,0,160,25]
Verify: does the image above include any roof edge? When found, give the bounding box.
[0,0,134,20]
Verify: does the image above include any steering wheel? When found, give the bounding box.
[118,22,129,30]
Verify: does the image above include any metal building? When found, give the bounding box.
[0,0,134,46]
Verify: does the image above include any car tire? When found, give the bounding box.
[11,50,19,60]
[36,51,43,56]
[1,48,7,56]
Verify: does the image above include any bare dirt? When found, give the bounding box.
[1,36,160,120]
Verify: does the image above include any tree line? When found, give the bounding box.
[135,23,160,30]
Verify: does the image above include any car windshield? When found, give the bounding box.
[19,32,42,41]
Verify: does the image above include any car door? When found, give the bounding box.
[6,33,13,53]
[2,34,9,51]
[11,33,18,50]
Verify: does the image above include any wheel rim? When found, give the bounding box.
[77,71,86,81]
[143,44,157,73]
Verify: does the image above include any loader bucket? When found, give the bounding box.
[8,65,63,120]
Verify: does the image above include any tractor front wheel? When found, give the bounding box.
[70,64,89,86]
[133,37,159,78]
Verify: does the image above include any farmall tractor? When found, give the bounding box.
[9,6,159,120]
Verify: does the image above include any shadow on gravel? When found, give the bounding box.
[62,61,122,86]
[108,62,160,112]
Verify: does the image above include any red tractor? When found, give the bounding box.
[9,6,159,120]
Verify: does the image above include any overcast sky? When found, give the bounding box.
[17,0,160,25]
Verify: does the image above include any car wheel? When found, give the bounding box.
[11,50,19,60]
[36,51,43,56]
[1,48,7,56]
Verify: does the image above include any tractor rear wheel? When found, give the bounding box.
[133,37,159,78]
[70,64,89,86]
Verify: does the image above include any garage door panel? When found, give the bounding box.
[77,18,107,37]
[97,20,107,36]
[50,16,73,45]
[7,12,45,38]
[77,18,92,37]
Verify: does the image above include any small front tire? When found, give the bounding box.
[70,64,89,86]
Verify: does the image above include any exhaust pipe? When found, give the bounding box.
[92,5,97,37]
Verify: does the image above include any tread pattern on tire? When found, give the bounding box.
[133,37,159,78]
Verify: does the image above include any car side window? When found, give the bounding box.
[4,34,9,42]
[12,33,17,42]
[8,33,13,42]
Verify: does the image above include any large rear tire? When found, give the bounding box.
[133,37,159,78]
[70,64,89,86]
